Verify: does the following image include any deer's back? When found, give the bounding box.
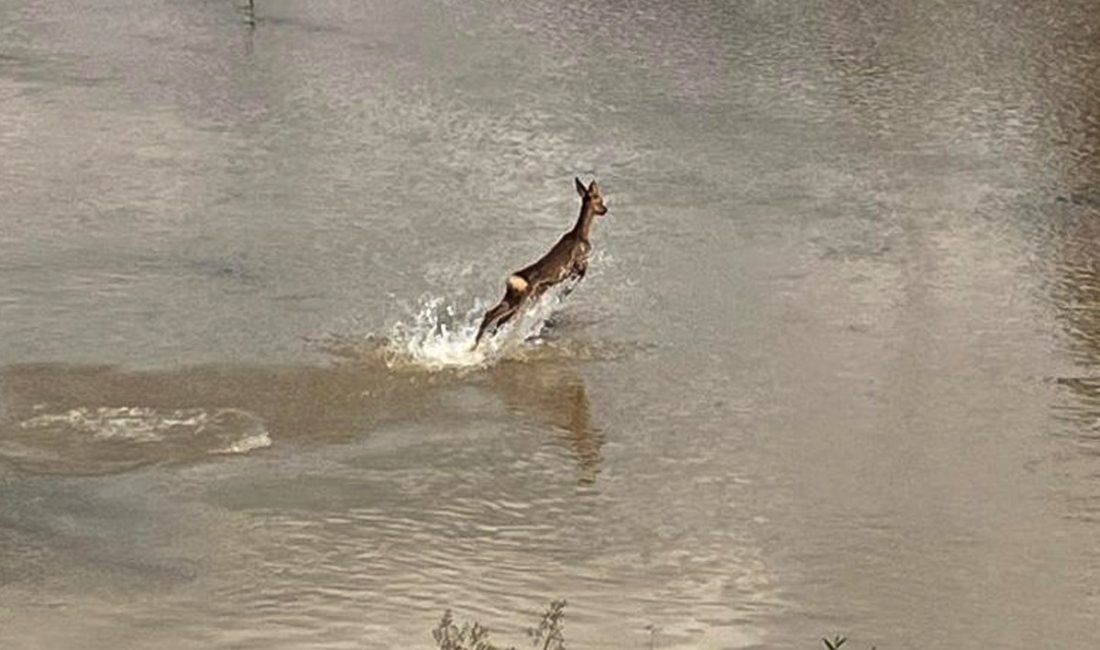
[515,232,588,286]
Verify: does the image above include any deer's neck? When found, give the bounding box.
[571,199,596,241]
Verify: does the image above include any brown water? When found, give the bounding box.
[3,1,1100,648]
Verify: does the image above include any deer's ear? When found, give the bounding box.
[575,177,587,196]
[588,180,600,195]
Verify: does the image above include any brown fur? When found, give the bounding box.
[473,177,608,348]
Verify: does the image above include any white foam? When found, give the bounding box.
[20,406,210,443]
[203,408,273,455]
[214,430,273,454]
[19,406,272,455]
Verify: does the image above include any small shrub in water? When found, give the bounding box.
[432,600,568,650]
[432,609,514,650]
[433,600,870,650]
[526,599,566,650]
[823,634,875,650]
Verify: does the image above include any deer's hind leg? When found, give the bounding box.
[473,275,529,348]
[474,300,517,347]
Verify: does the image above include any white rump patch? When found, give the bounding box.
[507,275,529,292]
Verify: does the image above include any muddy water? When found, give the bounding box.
[3,0,1100,648]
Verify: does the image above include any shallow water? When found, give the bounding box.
[3,0,1100,648]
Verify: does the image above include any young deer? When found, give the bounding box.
[473,178,609,349]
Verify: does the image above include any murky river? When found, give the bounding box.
[2,1,1100,648]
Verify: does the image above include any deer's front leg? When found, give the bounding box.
[574,257,588,282]
[561,258,588,297]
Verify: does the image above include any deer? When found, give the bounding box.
[472,177,609,349]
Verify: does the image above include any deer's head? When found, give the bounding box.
[575,177,608,215]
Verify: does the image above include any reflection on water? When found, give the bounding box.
[487,359,603,484]
[1046,201,1100,525]
[0,351,604,482]
[1033,20,1100,526]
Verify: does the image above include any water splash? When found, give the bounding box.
[382,288,571,371]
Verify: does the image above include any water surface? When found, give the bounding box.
[2,1,1100,648]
